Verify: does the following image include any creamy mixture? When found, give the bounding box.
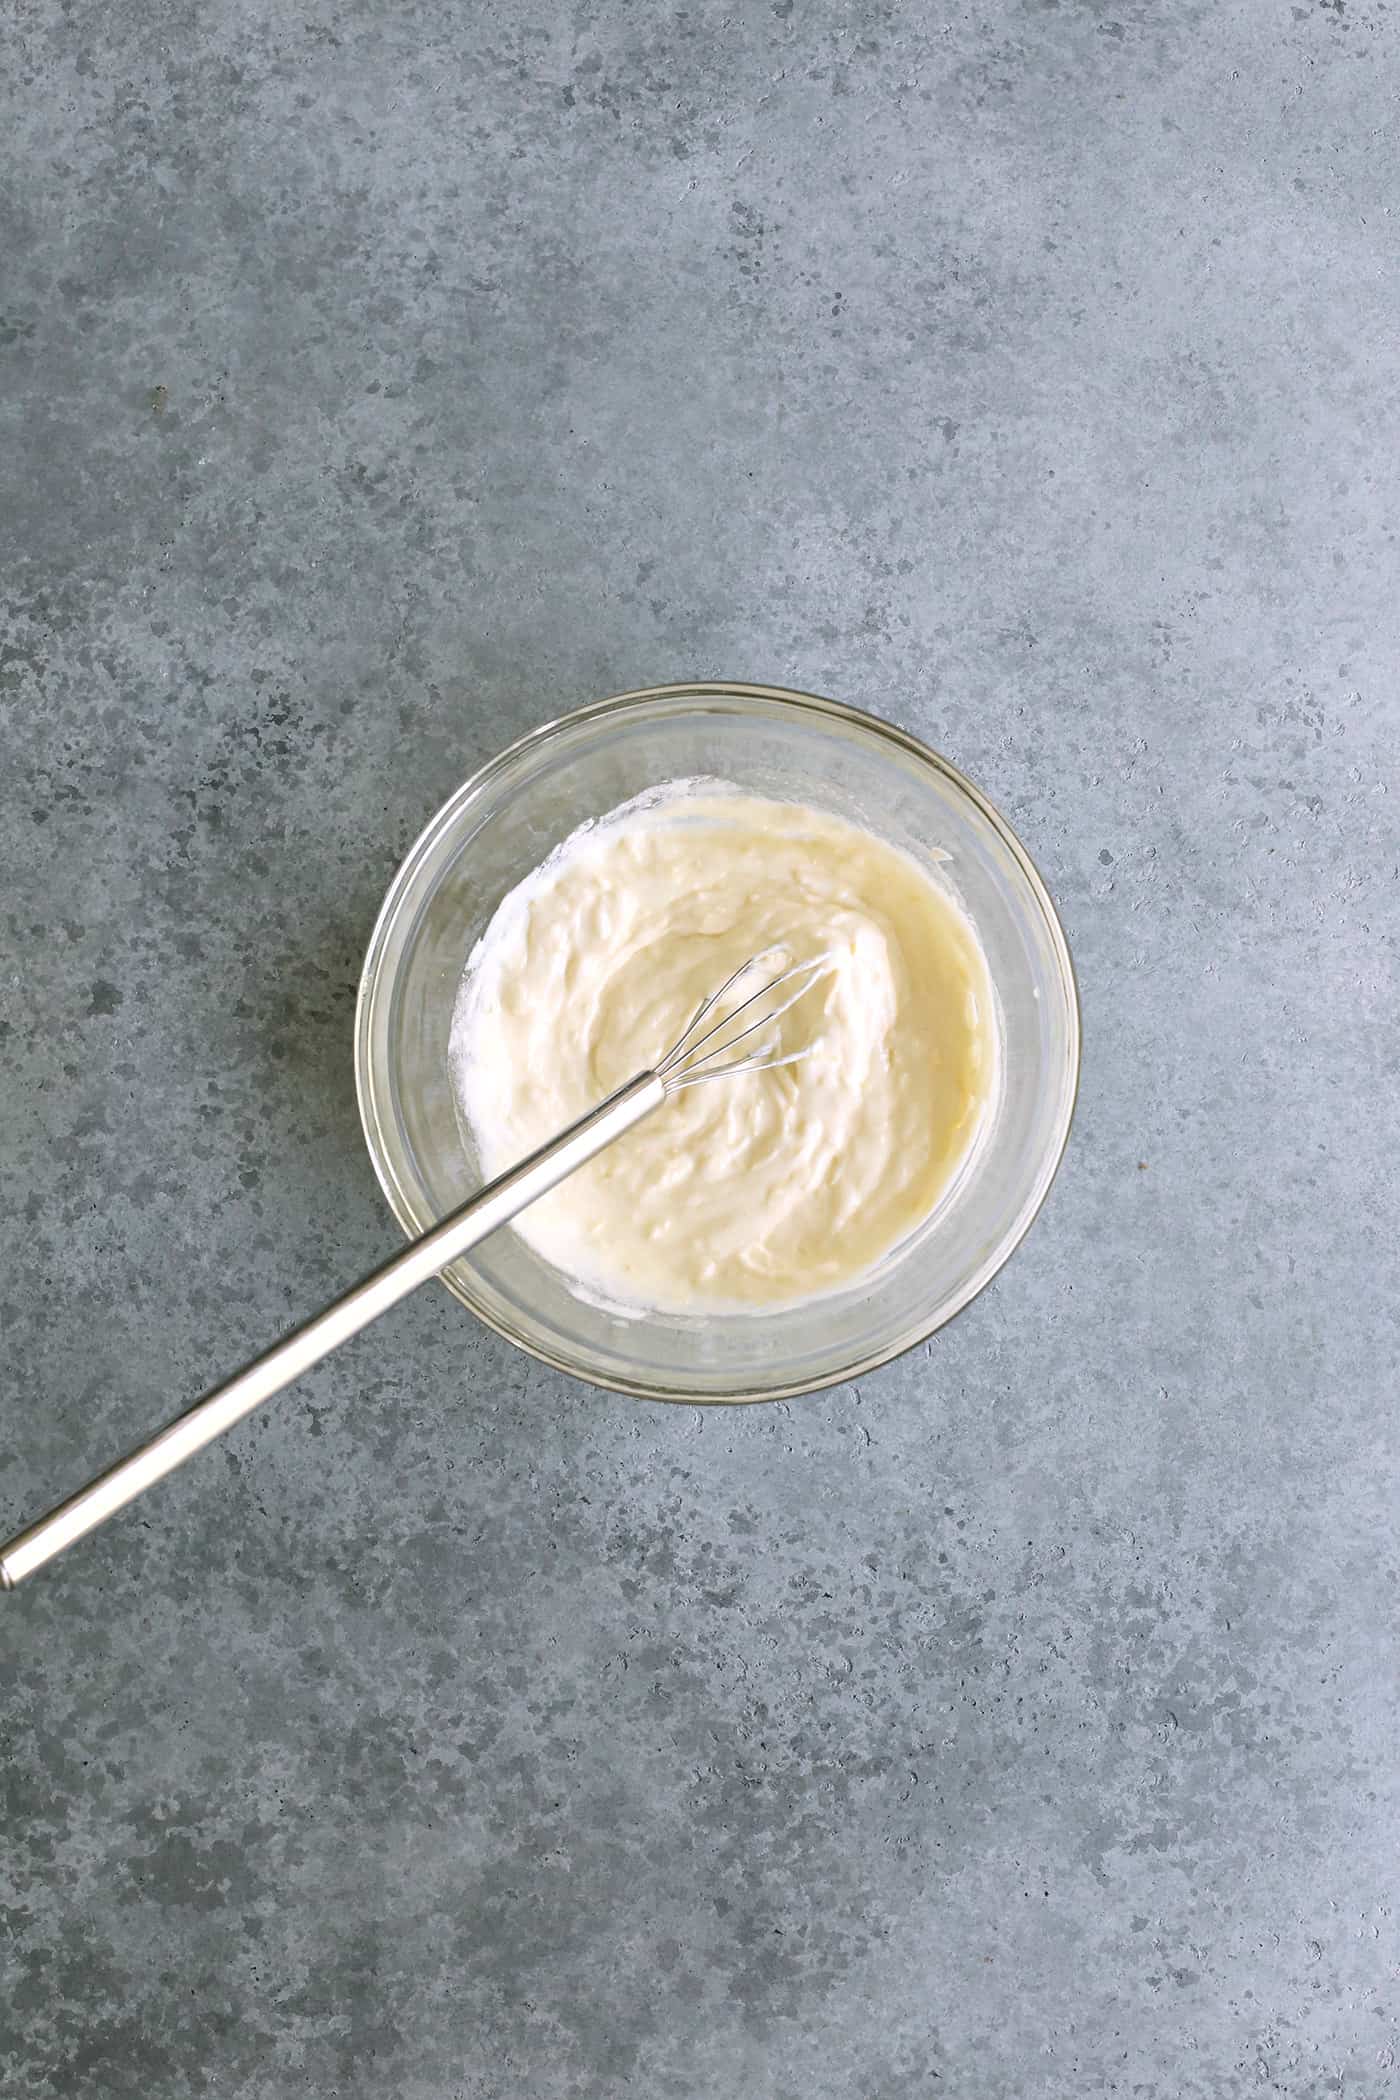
[450,786,999,1313]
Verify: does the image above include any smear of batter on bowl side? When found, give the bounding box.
[450,783,1000,1313]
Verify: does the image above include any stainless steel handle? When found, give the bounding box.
[1,1070,665,1588]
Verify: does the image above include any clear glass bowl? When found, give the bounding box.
[354,683,1080,1402]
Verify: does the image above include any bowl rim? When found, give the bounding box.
[354,680,1082,1403]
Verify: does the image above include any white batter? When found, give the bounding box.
[450,785,999,1313]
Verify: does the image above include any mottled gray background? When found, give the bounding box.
[3,0,1398,2094]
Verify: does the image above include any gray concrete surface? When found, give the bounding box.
[3,1,1399,2093]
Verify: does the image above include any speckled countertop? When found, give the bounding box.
[3,3,1399,2095]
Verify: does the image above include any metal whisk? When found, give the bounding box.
[0,948,833,1587]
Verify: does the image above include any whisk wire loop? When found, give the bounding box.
[656,950,835,1091]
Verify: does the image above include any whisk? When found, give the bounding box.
[0,948,833,1587]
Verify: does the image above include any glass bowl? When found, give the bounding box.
[354,683,1079,1402]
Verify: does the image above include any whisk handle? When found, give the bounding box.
[1,1070,665,1588]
